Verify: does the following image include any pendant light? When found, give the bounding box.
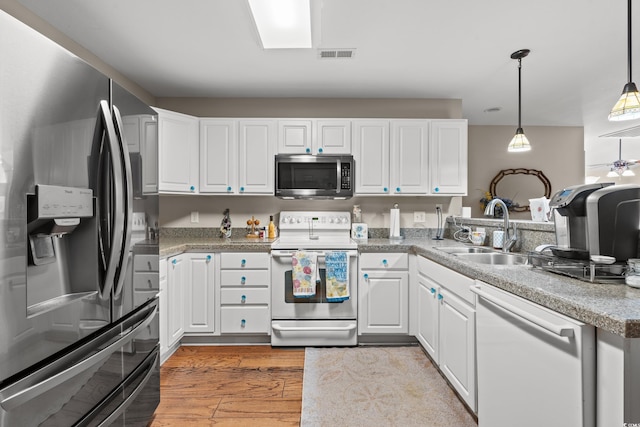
[609,0,640,121]
[508,49,532,152]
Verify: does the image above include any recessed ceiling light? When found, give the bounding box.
[483,107,502,113]
[247,0,312,49]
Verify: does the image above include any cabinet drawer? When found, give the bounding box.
[359,253,408,270]
[134,272,159,291]
[221,288,270,305]
[220,306,270,333]
[220,252,270,269]
[220,270,270,287]
[418,255,475,305]
[134,255,159,272]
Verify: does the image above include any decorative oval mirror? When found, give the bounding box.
[488,168,551,212]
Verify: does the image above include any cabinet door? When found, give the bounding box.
[430,120,468,195]
[417,273,439,363]
[353,120,390,194]
[141,116,158,194]
[439,287,476,411]
[278,120,312,154]
[157,108,199,193]
[238,120,275,194]
[200,119,237,194]
[183,253,215,333]
[316,120,351,154]
[359,270,408,334]
[159,259,168,362]
[121,115,141,152]
[390,120,429,194]
[167,255,185,347]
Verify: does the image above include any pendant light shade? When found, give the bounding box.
[508,49,531,152]
[609,0,640,121]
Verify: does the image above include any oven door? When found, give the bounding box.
[271,250,357,320]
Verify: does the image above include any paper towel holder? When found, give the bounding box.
[389,203,405,242]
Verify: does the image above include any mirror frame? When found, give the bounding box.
[488,168,552,212]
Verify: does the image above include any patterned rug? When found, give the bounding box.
[301,346,477,427]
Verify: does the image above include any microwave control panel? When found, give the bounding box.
[341,163,351,190]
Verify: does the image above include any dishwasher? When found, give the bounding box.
[471,282,595,427]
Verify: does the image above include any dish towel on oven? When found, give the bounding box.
[292,251,318,297]
[325,251,350,302]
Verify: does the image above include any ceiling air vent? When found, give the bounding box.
[600,125,640,138]
[318,48,356,59]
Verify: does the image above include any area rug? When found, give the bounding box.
[301,346,477,427]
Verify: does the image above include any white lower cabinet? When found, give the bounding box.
[159,258,168,362]
[416,255,476,412]
[183,253,215,333]
[166,254,186,349]
[359,253,409,334]
[219,252,271,334]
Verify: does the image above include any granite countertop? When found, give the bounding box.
[159,236,640,338]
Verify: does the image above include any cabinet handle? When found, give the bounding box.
[437,294,443,301]
[147,261,152,270]
[240,186,245,192]
[171,259,177,265]
[363,273,369,280]
[147,279,152,288]
[318,147,323,153]
[434,187,440,193]
[226,186,232,192]
[241,319,246,328]
[189,185,195,192]
[241,295,246,303]
[241,259,246,267]
[383,187,388,193]
[241,276,246,285]
[396,187,401,193]
[430,287,436,295]
[206,254,211,261]
[382,259,388,266]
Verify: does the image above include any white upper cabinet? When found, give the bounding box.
[156,108,199,193]
[430,120,468,195]
[199,119,275,195]
[316,120,351,154]
[277,119,351,154]
[278,120,313,154]
[200,119,237,194]
[390,120,430,194]
[141,116,158,194]
[353,120,390,194]
[238,120,276,194]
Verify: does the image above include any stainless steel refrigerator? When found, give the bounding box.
[0,9,160,426]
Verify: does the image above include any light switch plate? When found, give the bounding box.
[132,212,146,231]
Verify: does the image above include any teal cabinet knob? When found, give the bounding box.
[383,187,388,192]
[363,273,369,280]
[382,259,388,266]
[305,147,311,153]
[206,254,211,261]
[241,319,246,327]
[241,259,246,267]
[189,185,195,192]
[240,186,245,192]
[241,276,246,284]
[430,287,436,295]
[434,187,440,192]
[437,294,443,301]
[241,295,246,303]
[171,259,177,265]
[396,187,401,192]
[318,147,324,153]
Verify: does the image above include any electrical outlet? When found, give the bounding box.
[435,204,443,211]
[414,211,426,223]
[190,211,199,223]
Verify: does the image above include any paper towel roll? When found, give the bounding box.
[390,208,400,238]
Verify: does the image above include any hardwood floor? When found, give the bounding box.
[150,346,305,426]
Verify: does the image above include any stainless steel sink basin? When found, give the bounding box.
[454,252,529,265]
[436,246,495,254]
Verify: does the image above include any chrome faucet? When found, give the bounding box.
[484,199,518,252]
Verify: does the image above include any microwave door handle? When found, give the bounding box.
[336,161,341,193]
[111,105,133,299]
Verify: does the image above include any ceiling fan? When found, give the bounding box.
[604,139,638,177]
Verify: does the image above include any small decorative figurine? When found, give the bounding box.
[246,216,260,238]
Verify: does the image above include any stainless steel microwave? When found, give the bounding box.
[275,154,354,199]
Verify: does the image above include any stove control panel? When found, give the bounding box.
[278,211,351,229]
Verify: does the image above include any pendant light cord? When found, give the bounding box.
[628,0,633,83]
[518,57,522,129]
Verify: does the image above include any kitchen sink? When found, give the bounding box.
[454,252,529,265]
[436,246,495,254]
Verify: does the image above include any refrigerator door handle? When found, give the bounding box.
[0,301,157,411]
[111,105,133,299]
[90,100,125,300]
